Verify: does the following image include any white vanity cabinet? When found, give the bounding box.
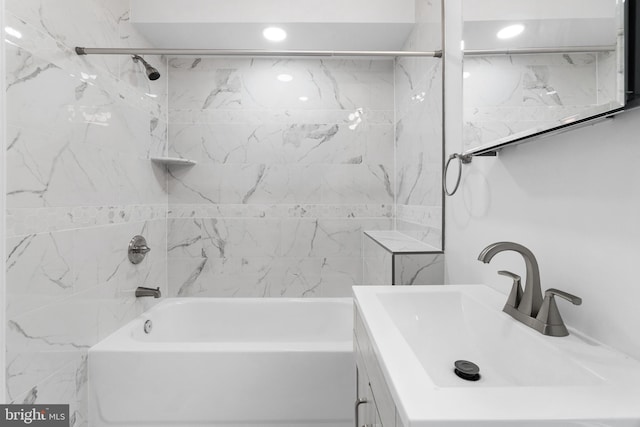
[354,308,406,427]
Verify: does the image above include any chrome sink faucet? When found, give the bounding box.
[478,242,581,337]
[478,242,543,317]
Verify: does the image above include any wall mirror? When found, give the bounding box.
[461,0,629,155]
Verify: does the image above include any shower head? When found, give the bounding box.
[132,55,161,81]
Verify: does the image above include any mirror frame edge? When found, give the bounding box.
[462,0,640,157]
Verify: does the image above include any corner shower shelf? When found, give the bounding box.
[150,157,197,167]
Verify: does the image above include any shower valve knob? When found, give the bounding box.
[128,235,151,264]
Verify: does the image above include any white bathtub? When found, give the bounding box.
[88,298,355,427]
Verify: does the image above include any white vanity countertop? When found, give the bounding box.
[353,285,640,426]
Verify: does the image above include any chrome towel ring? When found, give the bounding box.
[443,153,472,196]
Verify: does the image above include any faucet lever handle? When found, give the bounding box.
[544,288,582,305]
[131,245,151,254]
[535,288,582,337]
[497,270,520,281]
[497,270,523,308]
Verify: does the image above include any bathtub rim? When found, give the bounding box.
[91,296,354,353]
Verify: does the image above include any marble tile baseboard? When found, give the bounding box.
[7,205,167,237]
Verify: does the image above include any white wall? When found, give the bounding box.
[445,0,640,360]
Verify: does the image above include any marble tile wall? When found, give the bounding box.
[463,52,616,151]
[394,253,444,285]
[362,236,392,286]
[362,235,444,286]
[4,0,168,424]
[394,0,444,250]
[167,58,395,296]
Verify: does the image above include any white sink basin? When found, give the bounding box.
[354,285,640,426]
[379,291,602,388]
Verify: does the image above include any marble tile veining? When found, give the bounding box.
[463,53,614,150]
[4,0,169,424]
[393,2,443,250]
[167,57,397,297]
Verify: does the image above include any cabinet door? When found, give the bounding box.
[357,365,374,427]
[370,384,385,427]
[355,312,395,427]
[357,364,388,427]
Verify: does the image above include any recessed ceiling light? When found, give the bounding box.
[5,26,22,39]
[299,96,309,102]
[463,72,471,79]
[277,74,293,82]
[497,24,524,39]
[263,27,287,42]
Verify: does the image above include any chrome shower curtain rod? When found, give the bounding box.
[75,47,442,58]
[464,46,615,56]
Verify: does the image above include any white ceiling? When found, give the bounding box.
[463,0,619,49]
[132,23,416,51]
[463,0,615,21]
[129,0,620,51]
[463,18,618,50]
[130,0,417,51]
